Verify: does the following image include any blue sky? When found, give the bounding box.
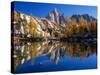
[12,1,97,18]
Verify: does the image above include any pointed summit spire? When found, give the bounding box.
[54,8,59,14]
[54,8,58,12]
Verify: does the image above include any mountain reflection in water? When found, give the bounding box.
[13,41,97,73]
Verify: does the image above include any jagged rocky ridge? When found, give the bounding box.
[11,8,97,40]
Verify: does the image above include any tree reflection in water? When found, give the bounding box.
[13,41,97,71]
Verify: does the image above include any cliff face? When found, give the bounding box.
[11,8,97,39]
[46,8,70,27]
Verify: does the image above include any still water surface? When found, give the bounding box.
[13,41,97,73]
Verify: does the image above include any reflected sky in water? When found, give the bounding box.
[13,41,97,73]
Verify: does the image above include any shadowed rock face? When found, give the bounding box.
[71,14,96,23]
